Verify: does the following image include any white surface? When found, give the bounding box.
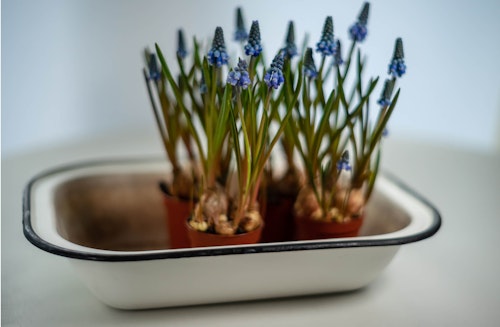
[2,129,500,325]
[2,0,500,156]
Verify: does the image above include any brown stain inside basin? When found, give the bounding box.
[54,173,410,251]
[54,173,168,251]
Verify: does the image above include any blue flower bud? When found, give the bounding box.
[148,53,161,82]
[264,53,285,89]
[337,151,352,171]
[349,2,370,42]
[207,27,229,67]
[200,72,207,94]
[177,29,188,59]
[316,16,336,56]
[227,58,251,89]
[234,7,248,42]
[244,21,263,57]
[333,40,344,66]
[377,79,395,106]
[282,21,298,59]
[303,48,318,78]
[388,38,406,78]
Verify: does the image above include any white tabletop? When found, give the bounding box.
[2,129,500,326]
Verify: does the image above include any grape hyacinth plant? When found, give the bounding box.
[143,2,406,242]
[289,2,405,225]
[149,20,300,238]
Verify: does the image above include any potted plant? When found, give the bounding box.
[152,16,301,247]
[291,3,407,240]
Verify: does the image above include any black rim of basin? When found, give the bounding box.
[23,157,442,262]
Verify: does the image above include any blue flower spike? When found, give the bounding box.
[337,150,352,172]
[227,58,252,89]
[349,2,370,42]
[388,38,406,78]
[377,79,395,106]
[333,40,344,66]
[234,7,248,42]
[303,48,318,79]
[207,27,229,67]
[264,52,285,89]
[316,16,336,56]
[177,29,188,59]
[244,21,263,57]
[148,53,161,82]
[283,21,298,59]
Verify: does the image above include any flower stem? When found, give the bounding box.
[249,56,257,82]
[234,91,252,226]
[342,40,357,80]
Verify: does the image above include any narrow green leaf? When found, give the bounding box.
[370,89,400,148]
[366,146,382,201]
[228,108,243,188]
[311,88,338,159]
[155,43,206,168]
[213,86,232,153]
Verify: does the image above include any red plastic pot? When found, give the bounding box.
[159,180,196,249]
[261,195,295,243]
[186,222,264,248]
[294,214,364,240]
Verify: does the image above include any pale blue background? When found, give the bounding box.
[2,0,500,156]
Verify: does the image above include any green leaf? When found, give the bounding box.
[260,65,303,171]
[176,53,201,114]
[342,40,357,80]
[311,88,338,160]
[370,88,400,147]
[365,146,382,201]
[213,86,232,153]
[228,107,243,188]
[356,49,364,97]
[348,77,379,118]
[155,43,206,168]
[142,68,178,167]
[236,95,253,194]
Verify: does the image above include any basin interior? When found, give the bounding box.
[53,173,411,251]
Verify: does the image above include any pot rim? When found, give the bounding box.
[23,157,441,262]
